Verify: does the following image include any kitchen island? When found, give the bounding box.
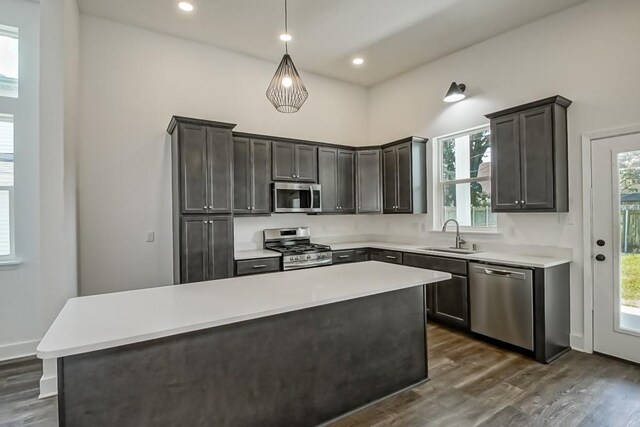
[38,261,450,427]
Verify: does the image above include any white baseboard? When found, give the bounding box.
[39,358,58,398]
[0,339,38,362]
[570,333,589,353]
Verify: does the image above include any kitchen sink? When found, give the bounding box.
[420,247,480,255]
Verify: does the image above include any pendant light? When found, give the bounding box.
[266,0,308,113]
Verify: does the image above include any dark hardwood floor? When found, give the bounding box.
[2,324,640,426]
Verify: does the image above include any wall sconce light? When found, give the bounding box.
[444,82,466,103]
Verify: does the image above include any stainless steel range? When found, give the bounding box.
[264,227,332,271]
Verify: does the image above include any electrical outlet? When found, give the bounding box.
[146,231,155,243]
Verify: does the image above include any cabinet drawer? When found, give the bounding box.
[355,249,369,262]
[332,250,356,264]
[235,258,281,276]
[370,249,403,264]
[403,253,467,276]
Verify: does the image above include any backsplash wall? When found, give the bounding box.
[234,214,573,261]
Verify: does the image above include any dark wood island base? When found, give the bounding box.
[57,286,428,427]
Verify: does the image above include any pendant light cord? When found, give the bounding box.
[284,0,289,54]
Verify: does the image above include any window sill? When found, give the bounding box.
[430,229,501,235]
[0,258,22,270]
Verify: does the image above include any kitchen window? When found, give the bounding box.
[0,24,18,259]
[434,126,496,231]
[0,24,19,98]
[0,114,13,257]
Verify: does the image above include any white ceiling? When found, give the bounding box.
[78,0,587,86]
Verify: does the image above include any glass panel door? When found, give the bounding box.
[618,151,640,333]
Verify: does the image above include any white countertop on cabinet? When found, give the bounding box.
[234,249,281,260]
[328,241,571,269]
[37,262,450,359]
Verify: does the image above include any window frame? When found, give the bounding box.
[432,124,497,233]
[0,24,18,261]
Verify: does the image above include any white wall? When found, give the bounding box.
[367,0,640,349]
[77,16,369,296]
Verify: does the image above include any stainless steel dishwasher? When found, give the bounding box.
[469,262,534,350]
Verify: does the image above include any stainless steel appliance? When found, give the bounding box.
[272,183,322,213]
[264,227,332,270]
[469,262,534,350]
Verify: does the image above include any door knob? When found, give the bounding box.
[595,254,606,261]
[597,239,605,247]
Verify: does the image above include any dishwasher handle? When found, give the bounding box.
[472,265,527,281]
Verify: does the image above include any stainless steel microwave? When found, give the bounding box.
[272,183,322,213]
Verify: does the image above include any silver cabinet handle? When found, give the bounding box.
[386,255,397,259]
[338,255,350,259]
[252,264,267,269]
[515,200,519,204]
[247,206,251,209]
[204,206,208,209]
[210,206,213,209]
[521,200,525,204]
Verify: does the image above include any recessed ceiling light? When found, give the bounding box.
[279,33,292,42]
[178,2,194,12]
[352,57,364,65]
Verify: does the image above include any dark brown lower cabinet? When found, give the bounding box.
[403,252,469,330]
[426,275,469,329]
[370,249,403,264]
[179,216,233,284]
[235,258,281,276]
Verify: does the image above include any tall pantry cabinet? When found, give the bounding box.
[168,116,235,284]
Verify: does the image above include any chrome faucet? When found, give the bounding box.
[442,219,465,249]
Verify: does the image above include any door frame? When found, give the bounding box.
[582,123,640,354]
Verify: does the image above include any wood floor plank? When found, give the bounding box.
[2,324,640,427]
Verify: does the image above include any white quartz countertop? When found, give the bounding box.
[234,249,281,260]
[329,241,571,269]
[37,262,450,359]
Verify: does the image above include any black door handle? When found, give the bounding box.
[595,254,606,261]
[596,239,605,247]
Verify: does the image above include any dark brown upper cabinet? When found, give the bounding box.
[382,137,428,214]
[356,149,383,214]
[169,117,234,215]
[318,147,355,214]
[486,95,571,213]
[272,140,317,182]
[233,138,271,215]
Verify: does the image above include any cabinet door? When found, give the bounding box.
[179,124,209,214]
[491,114,522,211]
[356,150,382,213]
[337,149,356,213]
[209,216,233,280]
[520,105,554,210]
[318,147,338,213]
[272,141,296,181]
[355,249,369,262]
[180,216,210,283]
[382,147,398,212]
[251,140,271,214]
[295,144,317,182]
[233,138,252,214]
[207,127,232,213]
[432,275,469,329]
[395,143,412,213]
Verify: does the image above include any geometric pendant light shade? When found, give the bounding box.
[266,0,308,113]
[266,53,309,113]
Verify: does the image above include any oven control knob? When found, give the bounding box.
[306,255,311,259]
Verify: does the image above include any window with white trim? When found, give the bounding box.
[0,24,18,258]
[434,126,496,230]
